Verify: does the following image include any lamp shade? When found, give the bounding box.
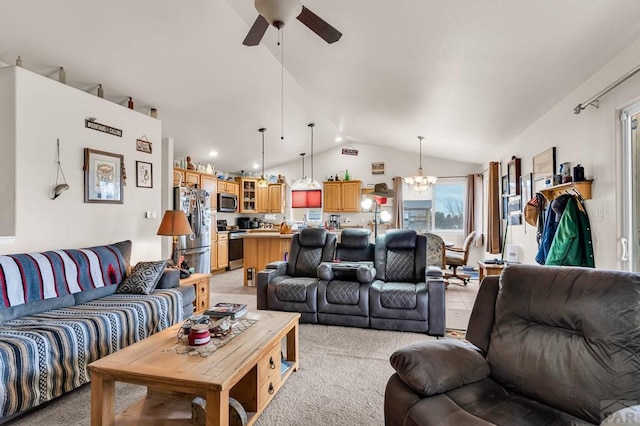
[157,210,192,236]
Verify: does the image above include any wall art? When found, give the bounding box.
[520,172,533,206]
[136,161,153,188]
[371,162,385,175]
[84,148,124,203]
[136,138,152,154]
[532,147,556,182]
[507,156,521,196]
[85,119,122,137]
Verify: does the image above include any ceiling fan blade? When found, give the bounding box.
[296,6,342,44]
[243,15,269,46]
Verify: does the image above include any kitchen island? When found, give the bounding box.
[242,232,294,286]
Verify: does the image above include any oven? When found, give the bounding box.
[228,231,246,270]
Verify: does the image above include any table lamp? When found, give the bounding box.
[157,210,192,266]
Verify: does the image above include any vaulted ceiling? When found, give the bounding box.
[2,0,640,172]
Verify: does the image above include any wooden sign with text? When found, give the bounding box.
[85,119,123,137]
[341,148,359,156]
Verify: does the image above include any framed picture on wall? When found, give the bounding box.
[521,173,533,205]
[136,161,153,188]
[84,148,124,203]
[507,157,521,196]
[533,147,556,181]
[501,174,508,219]
[371,162,385,175]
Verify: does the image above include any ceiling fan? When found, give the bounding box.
[243,0,342,46]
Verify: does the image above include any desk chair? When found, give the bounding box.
[444,231,476,286]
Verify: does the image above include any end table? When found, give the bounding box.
[179,273,211,314]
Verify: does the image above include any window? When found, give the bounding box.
[402,178,466,232]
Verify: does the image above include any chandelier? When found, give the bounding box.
[404,136,437,192]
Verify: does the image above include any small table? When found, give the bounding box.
[477,261,506,282]
[180,273,211,314]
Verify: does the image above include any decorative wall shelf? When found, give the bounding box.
[539,180,593,201]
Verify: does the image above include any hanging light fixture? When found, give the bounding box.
[257,127,268,187]
[404,136,437,192]
[291,123,322,208]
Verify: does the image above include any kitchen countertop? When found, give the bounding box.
[241,232,294,238]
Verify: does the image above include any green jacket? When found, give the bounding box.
[545,196,595,267]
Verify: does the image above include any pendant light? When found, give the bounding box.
[52,138,69,199]
[257,127,268,187]
[291,123,322,208]
[404,136,437,192]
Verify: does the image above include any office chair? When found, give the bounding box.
[444,231,477,286]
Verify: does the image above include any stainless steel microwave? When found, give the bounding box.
[217,193,238,212]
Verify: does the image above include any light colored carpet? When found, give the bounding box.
[14,324,444,425]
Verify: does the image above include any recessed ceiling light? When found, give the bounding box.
[335,136,343,142]
[253,162,260,169]
[209,150,218,157]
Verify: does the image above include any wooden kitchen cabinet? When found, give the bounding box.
[217,232,229,270]
[200,175,217,209]
[268,184,285,213]
[323,181,362,212]
[210,233,218,272]
[218,180,239,196]
[257,183,285,213]
[184,170,200,187]
[237,178,258,213]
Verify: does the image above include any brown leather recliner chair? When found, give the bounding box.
[385,264,640,425]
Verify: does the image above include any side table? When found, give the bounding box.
[477,261,506,282]
[180,273,211,314]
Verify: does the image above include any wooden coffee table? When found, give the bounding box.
[88,310,300,425]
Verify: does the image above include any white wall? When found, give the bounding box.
[0,67,16,239]
[266,142,483,226]
[0,66,163,263]
[495,37,640,269]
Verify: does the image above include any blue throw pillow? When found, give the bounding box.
[116,260,167,295]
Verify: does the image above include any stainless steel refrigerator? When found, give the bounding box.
[174,187,211,274]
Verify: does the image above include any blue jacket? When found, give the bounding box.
[535,203,558,265]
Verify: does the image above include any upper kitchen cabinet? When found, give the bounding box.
[268,184,285,213]
[237,177,258,213]
[200,175,217,210]
[218,180,239,196]
[257,183,285,214]
[323,181,362,213]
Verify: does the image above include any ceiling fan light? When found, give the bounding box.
[255,0,302,27]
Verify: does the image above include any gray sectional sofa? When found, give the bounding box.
[0,240,194,422]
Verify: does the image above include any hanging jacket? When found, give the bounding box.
[535,202,558,265]
[545,196,595,267]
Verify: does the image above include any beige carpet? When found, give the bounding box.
[13,323,446,425]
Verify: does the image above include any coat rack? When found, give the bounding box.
[539,180,593,202]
